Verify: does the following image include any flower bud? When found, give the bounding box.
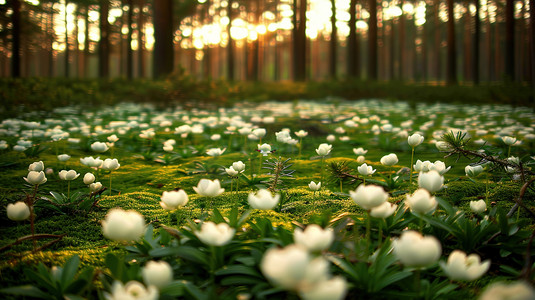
[7,202,30,221]
[142,261,173,289]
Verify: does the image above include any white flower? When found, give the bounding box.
[91,141,109,153]
[102,208,145,243]
[28,161,44,172]
[193,179,225,197]
[210,134,221,141]
[405,188,437,214]
[439,250,490,281]
[7,202,30,221]
[248,189,280,210]
[380,153,399,166]
[104,280,158,300]
[59,170,80,181]
[83,173,96,185]
[418,170,444,193]
[294,224,334,252]
[435,141,452,152]
[356,155,365,164]
[299,276,347,300]
[142,261,173,289]
[90,182,103,192]
[370,201,397,218]
[107,134,119,143]
[413,160,431,172]
[57,154,71,162]
[479,281,535,300]
[258,143,272,156]
[261,244,330,291]
[428,160,451,175]
[206,147,226,157]
[353,147,368,156]
[160,190,188,210]
[308,181,321,191]
[465,165,484,177]
[252,128,267,139]
[349,184,389,210]
[13,145,27,152]
[276,131,292,143]
[80,156,103,168]
[326,134,336,143]
[232,161,245,173]
[102,158,120,171]
[408,133,424,147]
[163,143,173,152]
[357,163,376,176]
[195,221,235,246]
[24,171,47,185]
[225,166,239,177]
[470,200,487,214]
[316,143,332,156]
[393,230,442,268]
[501,136,517,146]
[295,130,308,138]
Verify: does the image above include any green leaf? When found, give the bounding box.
[0,285,50,299]
[183,282,208,300]
[149,246,210,266]
[211,208,226,224]
[215,265,262,278]
[326,255,360,282]
[220,276,264,286]
[61,255,80,288]
[105,253,123,279]
[159,281,185,296]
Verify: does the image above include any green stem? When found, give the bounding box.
[363,177,366,186]
[30,184,38,250]
[298,137,302,159]
[485,172,489,206]
[366,211,371,258]
[320,156,325,185]
[109,173,112,196]
[507,145,511,158]
[378,221,383,246]
[410,147,415,184]
[414,269,421,297]
[340,180,343,193]
[176,209,182,227]
[67,181,70,200]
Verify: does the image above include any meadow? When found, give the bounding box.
[0,98,534,299]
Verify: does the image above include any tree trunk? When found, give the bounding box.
[227,0,235,80]
[446,0,457,85]
[293,0,307,81]
[399,0,405,80]
[126,0,134,79]
[473,0,480,84]
[99,0,110,78]
[330,0,337,78]
[347,0,358,78]
[64,0,70,77]
[137,0,145,78]
[251,0,261,81]
[153,0,174,78]
[434,0,441,81]
[11,0,21,77]
[505,0,515,81]
[368,0,377,80]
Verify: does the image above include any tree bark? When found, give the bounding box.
[99,0,110,78]
[153,0,174,78]
[347,0,358,78]
[505,0,515,81]
[126,0,134,79]
[137,0,145,78]
[227,0,235,80]
[330,0,337,78]
[473,0,480,84]
[446,0,457,85]
[64,0,70,77]
[293,0,307,81]
[368,0,377,80]
[11,0,21,77]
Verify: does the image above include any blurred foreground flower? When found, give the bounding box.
[102,208,145,243]
[104,280,158,300]
[195,221,235,246]
[248,189,280,210]
[350,184,389,211]
[7,201,30,221]
[439,250,490,281]
[160,190,188,210]
[294,224,334,252]
[142,261,173,289]
[393,230,441,268]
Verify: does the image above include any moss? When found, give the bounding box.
[437,180,486,204]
